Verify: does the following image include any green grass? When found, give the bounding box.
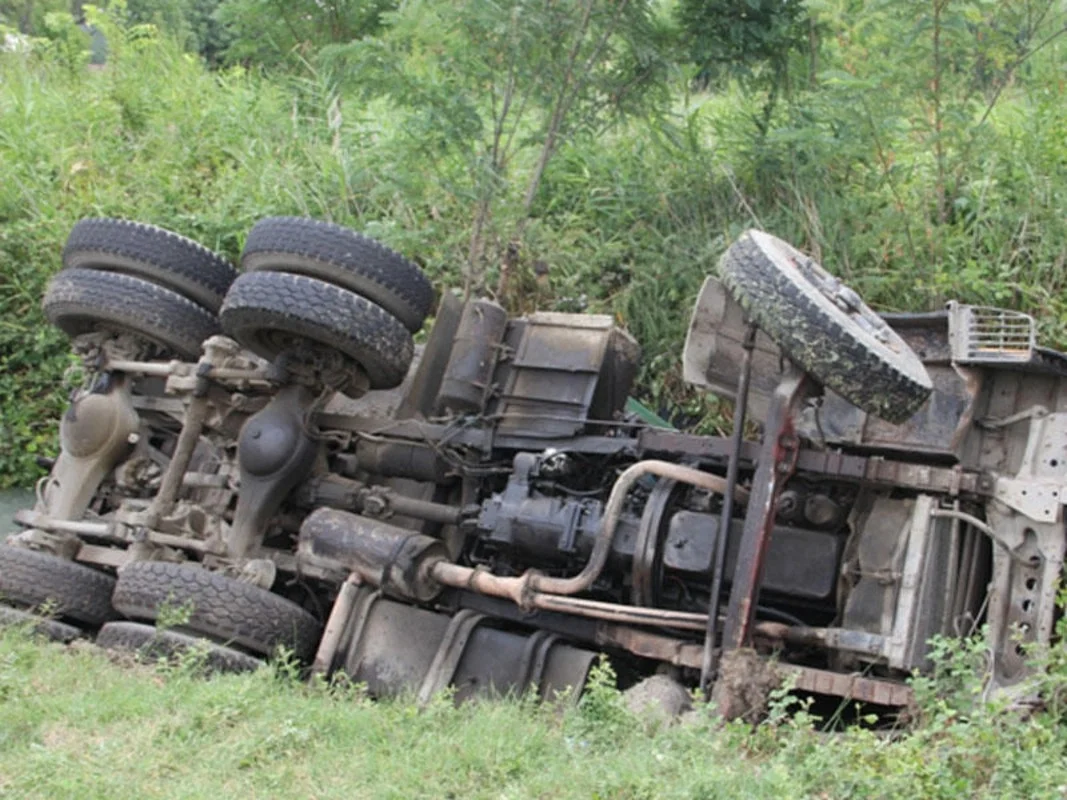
[1,625,1066,799]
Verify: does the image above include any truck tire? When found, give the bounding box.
[97,621,262,674]
[112,561,321,661]
[0,606,83,642]
[718,230,932,424]
[241,216,433,332]
[0,546,116,626]
[43,268,220,360]
[219,270,413,389]
[64,218,237,313]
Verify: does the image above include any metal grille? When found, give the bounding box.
[948,303,1035,364]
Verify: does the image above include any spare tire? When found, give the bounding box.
[113,561,321,661]
[718,230,932,424]
[240,217,433,332]
[64,218,236,313]
[220,270,414,389]
[43,268,220,360]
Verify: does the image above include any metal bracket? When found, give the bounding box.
[990,411,1067,523]
[993,478,1063,523]
[720,365,811,652]
[416,609,486,705]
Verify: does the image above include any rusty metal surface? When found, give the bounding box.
[721,368,809,651]
[299,508,448,602]
[702,321,757,689]
[595,624,704,669]
[638,429,983,495]
[777,663,914,707]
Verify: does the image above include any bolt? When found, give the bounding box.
[363,494,388,516]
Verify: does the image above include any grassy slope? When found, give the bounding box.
[1,627,1066,799]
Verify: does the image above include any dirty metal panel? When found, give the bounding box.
[777,663,913,707]
[450,627,594,703]
[993,478,1064,523]
[505,372,593,406]
[395,292,465,419]
[990,411,1067,523]
[682,276,783,422]
[839,495,914,640]
[339,592,598,702]
[497,313,614,438]
[511,314,612,372]
[807,364,977,458]
[593,328,641,422]
[343,600,451,697]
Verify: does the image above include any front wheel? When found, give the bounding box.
[112,561,322,661]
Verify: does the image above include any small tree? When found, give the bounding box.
[214,0,395,68]
[323,0,673,303]
[676,0,812,131]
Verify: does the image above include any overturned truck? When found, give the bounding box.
[3,217,1064,714]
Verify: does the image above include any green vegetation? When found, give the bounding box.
[1,620,1066,798]
[1,2,1066,486]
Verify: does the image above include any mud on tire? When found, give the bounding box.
[0,546,116,626]
[718,230,932,424]
[43,268,221,360]
[240,216,434,332]
[112,561,322,661]
[97,621,263,674]
[64,218,237,313]
[220,270,414,390]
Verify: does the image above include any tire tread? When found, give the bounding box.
[112,561,321,660]
[241,217,433,331]
[0,546,116,626]
[43,268,220,360]
[64,218,236,312]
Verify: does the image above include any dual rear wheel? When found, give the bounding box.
[44,219,237,360]
[26,216,431,669]
[220,217,433,390]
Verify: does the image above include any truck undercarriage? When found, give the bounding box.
[3,217,1064,717]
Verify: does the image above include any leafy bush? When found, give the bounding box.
[3,3,1067,486]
